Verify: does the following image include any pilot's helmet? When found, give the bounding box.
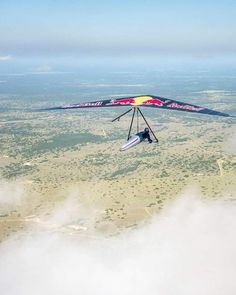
[144,127,149,132]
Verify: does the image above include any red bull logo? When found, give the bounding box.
[106,96,166,107]
[142,98,165,106]
[63,101,103,108]
[167,102,204,112]
[107,98,135,106]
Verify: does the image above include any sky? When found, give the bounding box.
[0,0,236,60]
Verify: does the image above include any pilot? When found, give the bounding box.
[142,127,152,143]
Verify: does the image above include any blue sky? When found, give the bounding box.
[0,0,236,59]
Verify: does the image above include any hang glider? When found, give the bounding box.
[44,94,233,150]
[46,94,232,117]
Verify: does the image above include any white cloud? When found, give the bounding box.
[0,180,25,209]
[31,65,68,75]
[224,129,236,154]
[0,55,12,61]
[0,188,236,295]
[35,65,53,72]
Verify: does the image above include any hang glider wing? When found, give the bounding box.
[45,95,232,117]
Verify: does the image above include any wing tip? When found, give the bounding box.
[36,106,64,112]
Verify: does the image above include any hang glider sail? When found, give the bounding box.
[44,94,234,150]
[46,94,232,117]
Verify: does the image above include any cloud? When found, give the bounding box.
[224,129,236,154]
[0,55,12,61]
[0,188,236,295]
[30,65,68,75]
[0,180,25,210]
[35,64,53,72]
[38,194,98,232]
